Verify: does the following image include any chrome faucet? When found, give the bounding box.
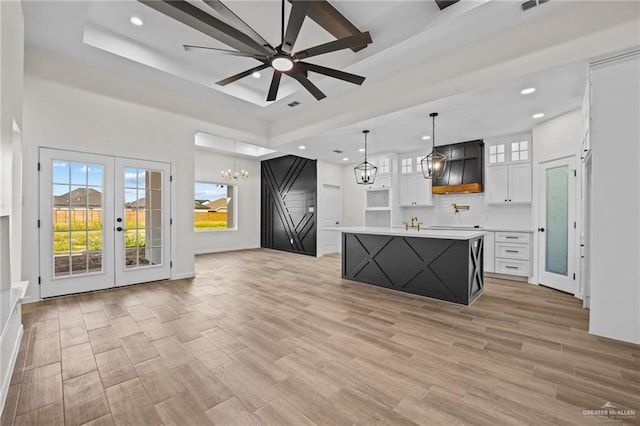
[404,216,423,231]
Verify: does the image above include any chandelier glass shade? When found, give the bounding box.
[354,130,377,185]
[221,142,249,181]
[421,112,447,179]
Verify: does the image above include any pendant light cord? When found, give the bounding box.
[432,114,436,152]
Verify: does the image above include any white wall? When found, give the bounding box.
[342,165,366,227]
[589,53,640,344]
[317,160,344,255]
[533,109,584,163]
[531,108,584,288]
[0,0,24,412]
[193,149,261,254]
[22,68,269,301]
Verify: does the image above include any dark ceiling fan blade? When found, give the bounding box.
[282,0,312,54]
[294,31,372,60]
[290,0,367,53]
[216,63,270,86]
[202,0,275,54]
[138,0,272,56]
[267,71,283,101]
[183,45,268,59]
[299,62,365,85]
[434,0,460,10]
[287,69,326,100]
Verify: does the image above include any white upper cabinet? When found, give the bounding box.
[399,174,433,206]
[485,136,532,205]
[398,154,433,206]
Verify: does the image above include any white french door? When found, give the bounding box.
[39,149,171,298]
[537,156,577,294]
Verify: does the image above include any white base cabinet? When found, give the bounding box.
[493,232,531,277]
[483,231,495,273]
[484,231,532,278]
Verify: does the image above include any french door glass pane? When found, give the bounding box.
[546,165,569,276]
[52,160,104,277]
[123,168,163,269]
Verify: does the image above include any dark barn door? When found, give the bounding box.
[261,155,317,256]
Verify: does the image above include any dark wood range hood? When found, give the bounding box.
[432,140,484,194]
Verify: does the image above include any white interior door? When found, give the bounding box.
[40,149,115,297]
[115,158,171,286]
[537,157,577,294]
[40,149,171,297]
[321,184,342,255]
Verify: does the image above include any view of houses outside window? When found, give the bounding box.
[194,182,235,230]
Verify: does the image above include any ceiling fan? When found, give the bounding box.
[139,0,373,102]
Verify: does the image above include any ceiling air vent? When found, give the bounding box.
[434,0,460,11]
[333,149,343,154]
[287,101,300,107]
[522,0,549,11]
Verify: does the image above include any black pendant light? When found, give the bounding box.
[421,112,447,179]
[354,130,377,185]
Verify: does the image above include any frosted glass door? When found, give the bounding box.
[538,157,576,294]
[545,166,569,275]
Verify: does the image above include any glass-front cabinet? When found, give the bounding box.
[485,135,532,205]
[397,153,433,206]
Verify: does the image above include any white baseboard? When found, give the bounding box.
[194,245,260,255]
[0,324,23,416]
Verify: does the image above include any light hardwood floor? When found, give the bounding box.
[2,249,639,425]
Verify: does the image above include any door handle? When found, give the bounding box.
[538,227,545,232]
[116,227,123,232]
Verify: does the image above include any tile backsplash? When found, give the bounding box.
[399,193,533,230]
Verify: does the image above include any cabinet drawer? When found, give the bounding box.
[495,232,530,244]
[496,259,530,277]
[496,242,530,260]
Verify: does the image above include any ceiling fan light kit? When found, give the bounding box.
[141,0,372,102]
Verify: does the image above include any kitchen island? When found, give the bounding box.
[327,226,484,305]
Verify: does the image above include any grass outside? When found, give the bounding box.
[194,211,228,230]
[54,220,145,253]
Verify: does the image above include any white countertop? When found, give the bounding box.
[393,225,535,233]
[322,226,485,240]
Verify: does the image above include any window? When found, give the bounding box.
[401,158,412,174]
[378,157,391,174]
[417,156,425,172]
[194,182,236,231]
[511,141,529,162]
[489,144,505,164]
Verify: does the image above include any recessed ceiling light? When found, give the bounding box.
[422,135,431,140]
[342,157,349,161]
[252,72,261,79]
[521,87,536,95]
[298,145,306,150]
[358,148,365,152]
[130,16,144,26]
[532,113,545,119]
